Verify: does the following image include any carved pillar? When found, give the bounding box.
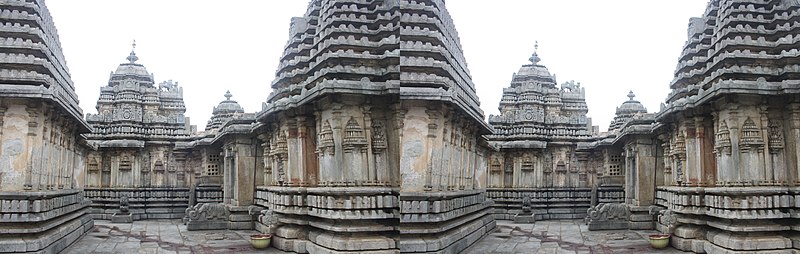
[51,111,60,190]
[672,128,687,186]
[296,116,317,186]
[624,144,636,204]
[787,103,800,184]
[285,118,302,186]
[330,105,344,186]
[576,152,588,187]
[726,110,742,185]
[362,107,376,184]
[697,116,716,186]
[759,106,773,184]
[258,133,272,186]
[223,145,235,204]
[683,119,701,186]
[37,110,51,190]
[458,120,468,190]
[0,99,4,143]
[371,117,389,185]
[24,103,41,190]
[423,107,439,191]
[767,118,785,185]
[437,109,450,190]
[271,128,288,186]
[60,123,70,189]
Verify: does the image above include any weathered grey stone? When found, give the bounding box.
[586,203,629,231]
[110,212,132,223]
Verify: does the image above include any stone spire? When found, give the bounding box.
[0,0,88,130]
[664,0,800,106]
[609,90,647,132]
[85,47,189,142]
[528,41,541,64]
[126,39,139,63]
[206,90,244,131]
[488,44,592,142]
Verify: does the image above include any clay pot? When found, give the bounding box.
[648,234,670,249]
[250,234,272,249]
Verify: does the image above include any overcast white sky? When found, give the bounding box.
[47,1,709,131]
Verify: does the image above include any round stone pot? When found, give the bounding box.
[250,234,272,249]
[648,234,670,249]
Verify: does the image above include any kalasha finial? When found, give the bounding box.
[528,40,541,64]
[126,39,139,64]
[224,90,233,100]
[627,90,636,101]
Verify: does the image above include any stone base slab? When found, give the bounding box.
[186,220,227,231]
[587,220,628,231]
[513,213,535,223]
[110,212,132,223]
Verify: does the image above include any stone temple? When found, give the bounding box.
[0,0,798,253]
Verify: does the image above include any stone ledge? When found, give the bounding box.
[399,213,495,253]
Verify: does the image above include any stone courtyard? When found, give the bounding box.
[63,220,289,254]
[464,221,686,254]
[64,220,686,254]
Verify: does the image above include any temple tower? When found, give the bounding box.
[83,46,197,221]
[253,0,494,253]
[0,0,94,252]
[656,0,800,252]
[254,1,401,252]
[397,0,495,253]
[484,45,617,221]
[206,91,245,132]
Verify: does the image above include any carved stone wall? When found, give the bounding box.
[398,100,495,254]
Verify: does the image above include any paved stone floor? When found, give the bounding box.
[63,220,288,254]
[65,219,687,254]
[464,220,688,254]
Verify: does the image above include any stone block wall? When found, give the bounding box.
[84,187,191,220]
[487,186,624,221]
[0,190,93,254]
[398,190,495,254]
[195,184,223,204]
[255,186,399,254]
[656,186,800,253]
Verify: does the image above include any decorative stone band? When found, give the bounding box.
[195,184,223,204]
[0,189,93,253]
[254,186,399,253]
[654,186,800,253]
[487,186,624,221]
[399,189,496,253]
[84,187,192,220]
